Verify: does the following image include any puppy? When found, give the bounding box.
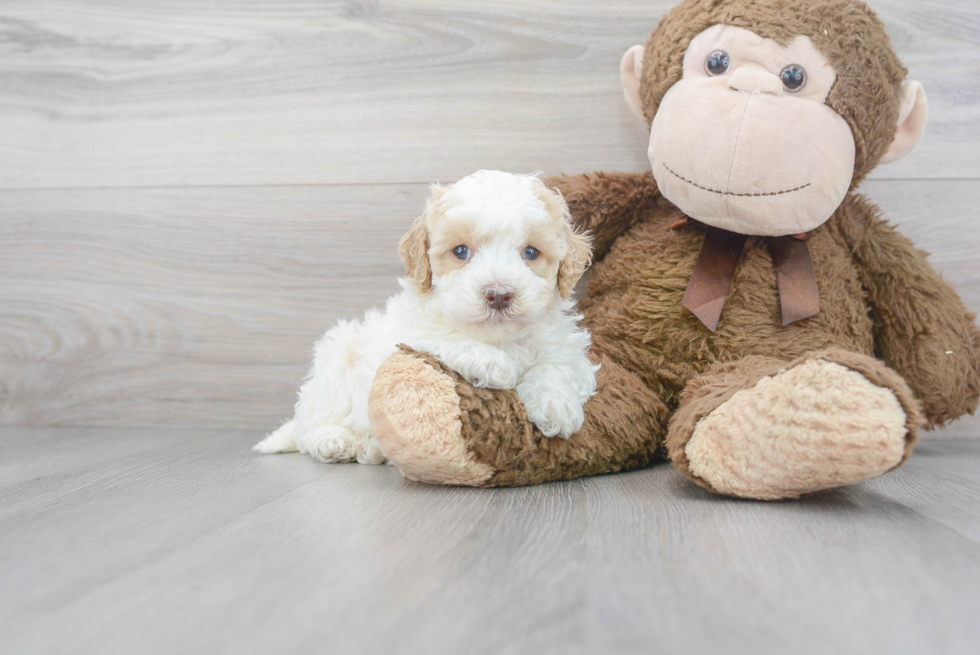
[254,170,598,465]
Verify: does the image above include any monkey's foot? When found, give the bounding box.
[369,348,495,486]
[667,350,923,500]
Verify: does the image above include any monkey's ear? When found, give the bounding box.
[880,81,929,165]
[620,45,646,122]
[398,185,445,293]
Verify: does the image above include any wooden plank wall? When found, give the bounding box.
[1,0,978,437]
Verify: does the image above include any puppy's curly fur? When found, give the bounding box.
[255,170,598,464]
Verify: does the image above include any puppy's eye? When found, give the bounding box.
[705,50,730,76]
[523,246,540,261]
[453,245,471,260]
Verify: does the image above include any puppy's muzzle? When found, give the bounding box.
[483,285,515,312]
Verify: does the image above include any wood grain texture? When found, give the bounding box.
[0,183,421,427]
[2,427,979,654]
[2,180,978,435]
[0,0,977,189]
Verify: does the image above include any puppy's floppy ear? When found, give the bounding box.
[399,184,446,293]
[534,181,593,299]
[558,222,593,300]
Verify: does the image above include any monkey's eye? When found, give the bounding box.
[705,50,730,76]
[453,245,471,260]
[780,64,807,92]
[522,246,540,261]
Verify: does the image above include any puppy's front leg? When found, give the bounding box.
[518,357,598,439]
[422,339,520,390]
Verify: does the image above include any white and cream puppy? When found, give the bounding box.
[254,170,598,465]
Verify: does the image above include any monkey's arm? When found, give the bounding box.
[837,195,980,429]
[545,172,662,261]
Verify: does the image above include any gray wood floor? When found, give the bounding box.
[3,427,980,655]
[2,2,980,653]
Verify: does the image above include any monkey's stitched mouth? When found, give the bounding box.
[663,163,811,197]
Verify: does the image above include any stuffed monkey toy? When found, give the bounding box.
[368,0,980,499]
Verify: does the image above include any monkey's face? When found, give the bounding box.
[647,25,855,236]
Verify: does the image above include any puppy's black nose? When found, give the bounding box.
[483,286,515,311]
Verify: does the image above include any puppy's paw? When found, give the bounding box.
[355,438,388,465]
[517,383,585,439]
[296,425,357,463]
[460,353,520,390]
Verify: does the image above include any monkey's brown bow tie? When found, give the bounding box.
[671,217,820,332]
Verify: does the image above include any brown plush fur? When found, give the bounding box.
[464,353,668,486]
[551,172,664,261]
[834,195,980,428]
[370,0,980,498]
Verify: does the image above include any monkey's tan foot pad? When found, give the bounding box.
[369,347,494,486]
[669,352,922,500]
